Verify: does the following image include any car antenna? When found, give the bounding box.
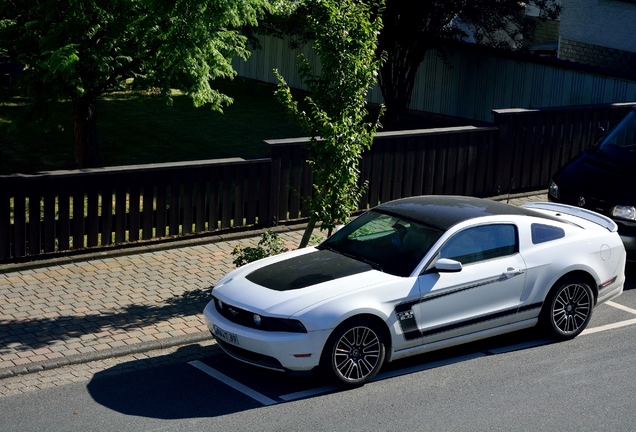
[506,177,514,204]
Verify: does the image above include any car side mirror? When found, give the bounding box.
[434,258,462,272]
[593,126,606,147]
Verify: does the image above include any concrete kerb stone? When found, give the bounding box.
[0,331,212,380]
[0,190,548,379]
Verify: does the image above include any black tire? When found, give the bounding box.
[541,277,594,340]
[322,318,386,387]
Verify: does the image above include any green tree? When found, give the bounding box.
[274,0,384,248]
[0,0,267,168]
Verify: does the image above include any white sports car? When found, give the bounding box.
[203,196,625,386]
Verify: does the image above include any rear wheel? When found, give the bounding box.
[322,318,386,387]
[541,277,594,340]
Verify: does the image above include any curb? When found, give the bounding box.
[0,332,214,379]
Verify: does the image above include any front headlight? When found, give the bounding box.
[611,205,636,221]
[260,316,307,333]
[548,181,560,199]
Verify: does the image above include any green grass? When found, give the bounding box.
[0,78,307,174]
[0,77,442,175]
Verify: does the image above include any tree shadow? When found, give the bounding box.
[0,287,213,355]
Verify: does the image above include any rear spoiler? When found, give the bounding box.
[521,202,618,232]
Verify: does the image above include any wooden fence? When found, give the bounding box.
[1,102,635,262]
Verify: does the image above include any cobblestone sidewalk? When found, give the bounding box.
[0,228,313,379]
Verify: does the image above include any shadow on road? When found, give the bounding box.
[86,342,267,419]
[85,328,552,420]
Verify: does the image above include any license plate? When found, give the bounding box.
[213,324,239,345]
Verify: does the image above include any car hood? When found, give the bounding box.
[212,248,398,316]
[554,149,636,203]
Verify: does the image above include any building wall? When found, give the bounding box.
[559,38,636,72]
[559,0,636,67]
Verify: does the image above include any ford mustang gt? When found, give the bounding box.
[203,195,625,386]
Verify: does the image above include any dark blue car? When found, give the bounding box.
[549,106,636,259]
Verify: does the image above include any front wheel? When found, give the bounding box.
[541,277,594,340]
[322,318,386,387]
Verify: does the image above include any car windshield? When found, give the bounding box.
[318,210,444,277]
[598,109,636,160]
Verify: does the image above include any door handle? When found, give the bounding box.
[503,268,525,278]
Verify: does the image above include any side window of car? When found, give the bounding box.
[440,224,518,265]
[531,223,565,244]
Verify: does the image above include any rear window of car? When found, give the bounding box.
[531,223,565,244]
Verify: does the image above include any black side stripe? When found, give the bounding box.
[399,302,544,341]
[419,277,505,303]
[518,302,543,314]
[395,276,505,319]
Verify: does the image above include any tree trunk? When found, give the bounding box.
[379,45,423,125]
[298,216,317,249]
[378,1,433,125]
[72,93,102,168]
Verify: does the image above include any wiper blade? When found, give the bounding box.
[321,244,383,272]
[357,256,383,272]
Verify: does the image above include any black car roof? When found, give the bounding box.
[376,195,539,230]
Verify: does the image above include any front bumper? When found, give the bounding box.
[203,301,329,373]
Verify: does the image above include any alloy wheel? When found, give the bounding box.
[551,282,592,336]
[331,324,383,385]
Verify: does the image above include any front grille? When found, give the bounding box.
[212,295,307,333]
[213,295,256,329]
[561,193,611,216]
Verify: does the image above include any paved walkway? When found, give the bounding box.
[0,192,547,381]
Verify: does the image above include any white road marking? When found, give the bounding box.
[188,360,278,406]
[279,385,340,402]
[606,300,636,316]
[581,318,636,335]
[579,301,636,335]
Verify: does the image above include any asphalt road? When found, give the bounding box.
[1,264,635,432]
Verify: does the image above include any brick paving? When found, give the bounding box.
[0,192,546,396]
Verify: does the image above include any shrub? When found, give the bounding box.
[231,231,288,267]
